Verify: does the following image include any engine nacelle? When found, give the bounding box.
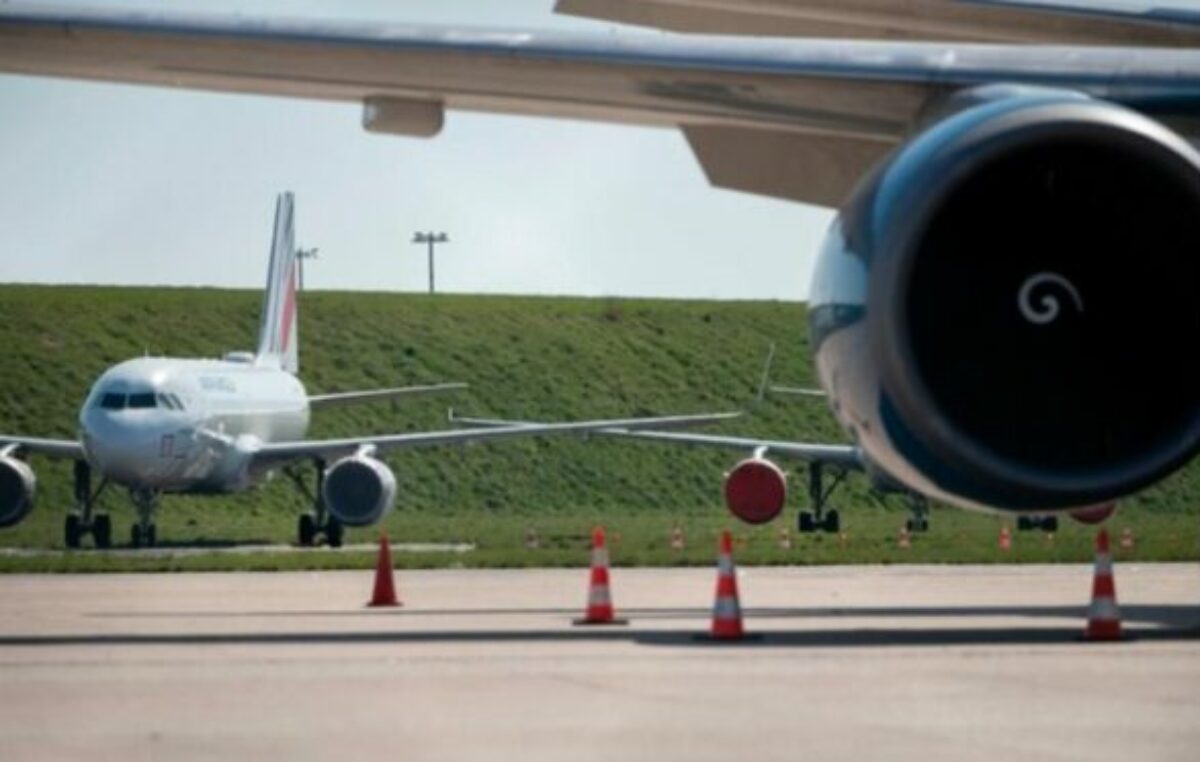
[0,455,36,528]
[811,88,1200,511]
[321,455,396,527]
[723,458,787,525]
[1069,503,1118,525]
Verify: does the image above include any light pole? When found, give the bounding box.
[296,247,319,291]
[412,231,449,294]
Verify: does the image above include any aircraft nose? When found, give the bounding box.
[80,410,166,484]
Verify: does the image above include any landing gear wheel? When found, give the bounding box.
[130,523,143,549]
[64,515,82,549]
[326,517,344,548]
[145,524,157,548]
[1042,516,1059,532]
[798,512,816,533]
[93,515,112,549]
[298,514,316,547]
[905,518,930,533]
[1017,516,1034,531]
[822,510,840,534]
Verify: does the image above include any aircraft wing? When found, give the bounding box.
[0,435,85,460]
[555,0,1200,46]
[448,412,863,469]
[307,382,467,409]
[248,411,741,468]
[2,6,1199,207]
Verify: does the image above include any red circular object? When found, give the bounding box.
[1070,502,1117,525]
[723,459,787,525]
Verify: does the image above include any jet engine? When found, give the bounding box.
[0,454,36,528]
[811,88,1200,511]
[1069,503,1117,525]
[723,457,787,524]
[321,454,396,527]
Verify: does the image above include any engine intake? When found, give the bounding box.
[816,90,1200,510]
[0,455,36,528]
[321,454,396,527]
[724,458,787,524]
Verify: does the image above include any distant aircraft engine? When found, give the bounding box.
[0,455,36,528]
[1069,503,1117,525]
[812,88,1200,511]
[723,458,787,524]
[321,454,396,527]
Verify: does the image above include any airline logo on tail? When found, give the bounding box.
[256,192,299,374]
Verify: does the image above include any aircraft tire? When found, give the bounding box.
[823,510,840,534]
[298,514,316,546]
[64,515,82,550]
[130,524,142,549]
[146,524,157,548]
[798,512,816,533]
[93,515,112,549]
[326,518,344,548]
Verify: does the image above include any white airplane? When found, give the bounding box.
[0,192,737,549]
[0,1,1196,526]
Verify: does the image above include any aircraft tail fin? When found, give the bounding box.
[255,192,299,374]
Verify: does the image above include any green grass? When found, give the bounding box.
[0,285,1196,572]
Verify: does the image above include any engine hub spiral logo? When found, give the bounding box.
[1018,272,1084,325]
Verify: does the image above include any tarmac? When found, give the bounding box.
[0,564,1197,761]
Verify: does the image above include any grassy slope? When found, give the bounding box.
[0,285,1196,571]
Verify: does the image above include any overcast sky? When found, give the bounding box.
[0,0,835,300]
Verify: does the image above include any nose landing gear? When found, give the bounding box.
[63,460,112,550]
[129,489,159,548]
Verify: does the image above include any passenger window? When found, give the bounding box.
[128,393,157,409]
[100,393,126,410]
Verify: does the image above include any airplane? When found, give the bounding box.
[0,191,738,549]
[0,1,1196,529]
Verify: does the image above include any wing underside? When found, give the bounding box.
[555,0,1200,46]
[2,6,1199,206]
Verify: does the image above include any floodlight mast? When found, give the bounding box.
[412,231,449,294]
[296,247,319,291]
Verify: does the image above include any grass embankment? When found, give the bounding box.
[0,285,1196,572]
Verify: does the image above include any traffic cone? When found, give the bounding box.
[1119,527,1135,551]
[574,526,626,625]
[1084,529,1122,641]
[709,530,745,640]
[897,526,911,550]
[367,530,400,608]
[998,525,1012,551]
[670,524,685,552]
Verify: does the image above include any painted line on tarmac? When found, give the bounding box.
[0,542,476,559]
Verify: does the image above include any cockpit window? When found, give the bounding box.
[157,394,175,410]
[99,393,126,410]
[170,394,185,410]
[127,393,157,409]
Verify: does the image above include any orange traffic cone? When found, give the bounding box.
[998,525,1012,551]
[574,526,626,625]
[1084,529,1122,641]
[1119,527,1135,551]
[367,530,400,607]
[709,530,746,640]
[897,526,911,550]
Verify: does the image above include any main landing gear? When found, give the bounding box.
[1017,515,1058,532]
[63,460,112,550]
[905,495,931,533]
[797,463,845,534]
[285,460,343,548]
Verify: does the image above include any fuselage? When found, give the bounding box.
[79,355,309,493]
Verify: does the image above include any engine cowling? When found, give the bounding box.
[1069,503,1118,525]
[723,458,787,524]
[321,455,396,527]
[0,455,36,528]
[811,88,1200,511]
